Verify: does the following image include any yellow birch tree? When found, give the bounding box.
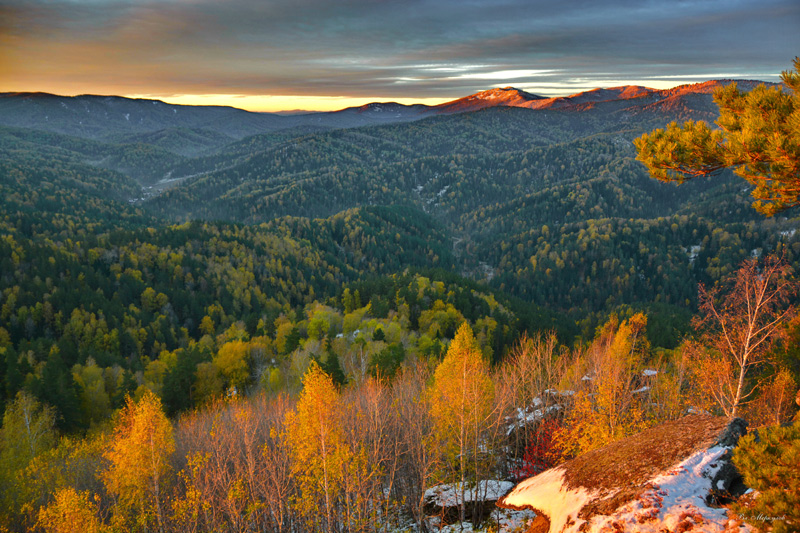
[428,322,495,525]
[284,361,351,532]
[36,487,107,533]
[556,314,651,458]
[102,390,174,533]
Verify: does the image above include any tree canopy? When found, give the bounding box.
[635,58,800,215]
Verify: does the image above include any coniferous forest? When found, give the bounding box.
[1,79,799,532]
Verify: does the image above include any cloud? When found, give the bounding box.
[2,0,798,107]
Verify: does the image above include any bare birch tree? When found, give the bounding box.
[691,255,795,418]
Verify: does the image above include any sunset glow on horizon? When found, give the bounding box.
[2,0,797,112]
[124,94,454,113]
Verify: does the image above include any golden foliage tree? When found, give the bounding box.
[213,340,251,393]
[102,390,174,533]
[36,487,106,533]
[428,322,495,524]
[0,392,57,528]
[556,314,651,458]
[284,361,352,532]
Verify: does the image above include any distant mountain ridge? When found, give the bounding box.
[0,79,777,143]
[0,92,288,140]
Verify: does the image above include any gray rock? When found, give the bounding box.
[713,417,747,447]
[706,418,749,506]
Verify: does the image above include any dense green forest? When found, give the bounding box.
[3,85,799,428]
[1,85,799,532]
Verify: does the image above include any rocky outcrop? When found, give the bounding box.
[497,415,751,533]
[424,480,514,525]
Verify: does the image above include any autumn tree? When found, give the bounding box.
[213,340,251,393]
[689,255,795,418]
[635,57,800,215]
[258,395,295,533]
[0,392,57,528]
[392,362,439,530]
[742,366,798,426]
[102,390,174,533]
[36,487,107,533]
[428,322,495,525]
[171,393,298,533]
[284,361,352,532]
[555,314,651,458]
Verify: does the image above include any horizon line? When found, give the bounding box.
[1,76,779,113]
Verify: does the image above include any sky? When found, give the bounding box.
[1,0,798,112]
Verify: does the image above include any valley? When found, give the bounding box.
[0,79,798,533]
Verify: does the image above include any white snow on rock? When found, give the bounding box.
[506,404,562,435]
[582,446,752,533]
[498,416,750,533]
[642,369,658,377]
[500,468,598,533]
[499,446,752,533]
[425,480,514,508]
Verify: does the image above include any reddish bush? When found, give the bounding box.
[511,418,562,481]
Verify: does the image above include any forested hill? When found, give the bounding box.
[0,79,772,149]
[1,78,799,435]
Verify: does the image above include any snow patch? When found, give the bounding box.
[436,506,538,533]
[501,468,598,533]
[575,447,751,533]
[506,403,562,434]
[425,480,514,509]
[684,244,701,264]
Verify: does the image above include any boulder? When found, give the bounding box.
[497,415,753,533]
[424,480,514,525]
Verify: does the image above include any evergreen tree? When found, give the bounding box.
[30,350,81,432]
[732,419,800,533]
[635,58,800,215]
[3,347,22,403]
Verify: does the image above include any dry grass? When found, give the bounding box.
[563,414,729,493]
